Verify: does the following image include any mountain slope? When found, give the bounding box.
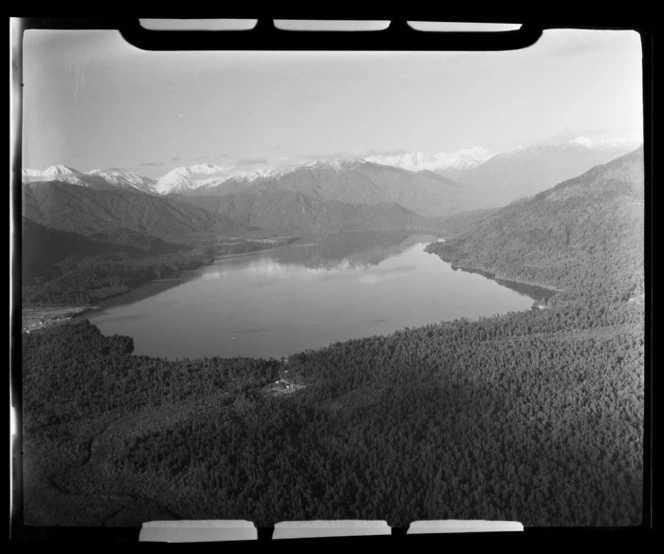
[86,169,157,193]
[22,218,148,285]
[426,147,645,299]
[317,163,474,216]
[180,190,431,236]
[447,140,642,206]
[186,160,358,199]
[22,180,248,241]
[192,161,483,217]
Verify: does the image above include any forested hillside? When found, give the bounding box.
[22,180,248,241]
[22,218,184,285]
[426,147,645,302]
[179,190,435,236]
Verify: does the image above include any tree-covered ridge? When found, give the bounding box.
[22,180,247,241]
[21,217,184,286]
[426,147,645,301]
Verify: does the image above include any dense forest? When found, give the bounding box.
[21,293,644,528]
[22,249,215,306]
[21,217,184,286]
[19,148,646,529]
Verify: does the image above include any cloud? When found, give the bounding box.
[363,148,410,157]
[171,156,180,162]
[300,151,355,161]
[234,158,269,167]
[269,145,282,151]
[139,161,166,167]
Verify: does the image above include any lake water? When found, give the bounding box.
[87,232,541,360]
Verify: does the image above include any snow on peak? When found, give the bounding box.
[22,165,83,180]
[23,165,87,185]
[364,147,493,172]
[566,135,642,151]
[22,164,159,192]
[569,136,594,147]
[154,164,236,194]
[86,168,156,192]
[153,160,359,195]
[187,163,228,174]
[89,168,142,180]
[297,159,361,171]
[43,165,81,177]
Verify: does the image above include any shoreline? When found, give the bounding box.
[21,236,303,332]
[452,263,560,300]
[455,264,560,295]
[23,234,560,343]
[21,305,98,333]
[424,243,561,300]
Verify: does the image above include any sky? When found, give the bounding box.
[19,26,643,178]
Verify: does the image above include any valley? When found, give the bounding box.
[17,145,646,530]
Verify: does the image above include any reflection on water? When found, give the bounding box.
[88,232,544,360]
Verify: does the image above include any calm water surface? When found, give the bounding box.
[87,233,538,359]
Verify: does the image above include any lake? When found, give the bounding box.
[87,232,544,360]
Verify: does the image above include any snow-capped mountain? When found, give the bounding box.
[23,134,642,207]
[196,158,480,217]
[22,165,156,193]
[152,160,355,196]
[153,165,231,195]
[566,136,641,150]
[297,159,362,172]
[364,147,493,174]
[22,162,303,196]
[22,165,91,186]
[87,168,156,193]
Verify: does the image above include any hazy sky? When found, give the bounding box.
[20,28,643,177]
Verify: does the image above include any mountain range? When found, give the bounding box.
[195,160,479,217]
[23,137,641,213]
[20,137,644,263]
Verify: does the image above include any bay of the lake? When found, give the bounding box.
[87,232,539,360]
